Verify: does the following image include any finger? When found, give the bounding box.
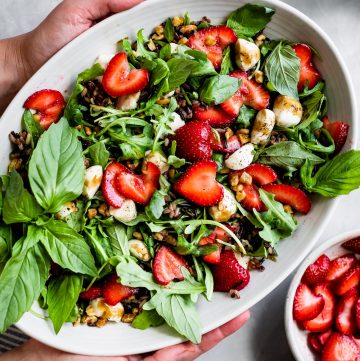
[144,311,250,361]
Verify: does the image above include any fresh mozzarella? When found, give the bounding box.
[55,201,77,220]
[109,200,137,223]
[128,239,151,261]
[251,109,276,145]
[82,165,103,199]
[169,112,185,133]
[116,92,141,111]
[144,150,169,173]
[225,143,254,170]
[235,39,261,71]
[87,298,124,323]
[209,186,237,222]
[273,95,303,128]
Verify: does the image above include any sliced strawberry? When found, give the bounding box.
[212,250,250,292]
[102,162,126,208]
[79,285,103,300]
[193,105,235,128]
[342,237,360,254]
[323,116,350,153]
[230,164,278,186]
[293,283,325,322]
[220,90,244,118]
[308,333,323,354]
[335,288,358,335]
[262,183,311,214]
[199,236,222,264]
[322,333,360,361]
[326,254,358,284]
[103,274,136,306]
[318,329,333,347]
[116,162,160,206]
[302,254,331,287]
[173,160,224,206]
[211,226,232,242]
[153,245,190,285]
[303,284,335,332]
[356,298,360,329]
[187,25,237,69]
[292,43,321,91]
[102,52,149,97]
[352,336,360,351]
[210,132,241,154]
[241,184,264,212]
[334,265,360,296]
[23,89,65,129]
[174,120,212,161]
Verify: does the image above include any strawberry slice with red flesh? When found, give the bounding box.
[342,237,360,254]
[356,298,360,329]
[187,25,237,69]
[116,162,160,206]
[241,184,264,212]
[199,227,231,264]
[231,164,278,187]
[319,330,333,347]
[303,284,334,331]
[153,245,190,285]
[220,89,244,118]
[210,132,241,154]
[174,120,212,161]
[322,333,360,361]
[323,116,350,153]
[335,288,358,335]
[326,254,358,283]
[262,183,311,214]
[302,254,331,287]
[103,274,136,306]
[23,89,65,129]
[212,250,250,292]
[102,52,149,97]
[334,265,360,296]
[308,333,323,354]
[193,105,235,128]
[102,162,127,208]
[293,283,325,322]
[292,43,321,92]
[80,285,103,300]
[173,160,224,206]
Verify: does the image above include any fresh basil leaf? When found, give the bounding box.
[167,58,194,91]
[41,219,97,276]
[297,90,327,130]
[3,171,42,224]
[0,243,50,332]
[146,190,166,220]
[299,81,325,98]
[226,4,274,37]
[47,274,83,333]
[64,200,86,232]
[87,142,109,169]
[164,18,175,42]
[220,46,233,75]
[236,105,256,128]
[184,12,191,25]
[159,44,172,60]
[12,225,43,257]
[199,75,241,105]
[264,42,300,99]
[22,110,44,148]
[29,119,85,213]
[180,49,217,77]
[151,58,170,86]
[105,224,130,256]
[132,309,164,330]
[0,225,12,271]
[78,63,104,83]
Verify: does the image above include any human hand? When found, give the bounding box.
[0,312,250,361]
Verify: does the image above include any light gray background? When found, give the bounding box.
[1,0,359,360]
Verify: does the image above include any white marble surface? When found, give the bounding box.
[1,0,359,360]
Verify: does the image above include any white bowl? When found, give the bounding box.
[285,229,360,361]
[1,0,357,356]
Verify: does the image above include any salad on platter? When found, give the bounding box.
[1,3,360,344]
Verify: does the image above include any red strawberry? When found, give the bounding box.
[220,71,270,116]
[116,162,160,205]
[23,89,65,129]
[102,162,126,208]
[334,265,360,296]
[193,105,235,128]
[187,25,237,69]
[262,183,311,214]
[302,254,331,287]
[102,52,149,97]
[153,246,190,285]
[303,284,335,332]
[352,336,360,350]
[342,237,360,254]
[323,116,350,153]
[241,184,264,212]
[79,285,103,300]
[326,255,358,283]
[335,288,358,335]
[292,43,321,91]
[174,120,212,161]
[103,274,136,306]
[293,283,325,322]
[356,297,360,329]
[210,132,241,153]
[173,160,224,206]
[212,250,250,292]
[318,330,333,347]
[322,333,360,361]
[199,236,222,264]
[230,164,278,186]
[308,333,323,354]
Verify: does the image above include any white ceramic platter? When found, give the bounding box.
[0,0,356,356]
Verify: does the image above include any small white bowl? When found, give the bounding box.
[285,229,360,361]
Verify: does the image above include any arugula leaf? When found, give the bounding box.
[168,155,186,168]
[167,58,194,91]
[132,309,164,330]
[203,263,214,301]
[297,90,327,130]
[105,224,130,256]
[0,243,50,332]
[3,171,42,224]
[226,4,274,37]
[22,110,44,148]
[87,142,109,168]
[29,118,85,213]
[264,42,300,99]
[220,46,233,75]
[47,274,83,333]
[136,29,157,60]
[199,75,241,105]
[164,18,175,42]
[151,58,170,86]
[41,219,97,276]
[146,190,166,220]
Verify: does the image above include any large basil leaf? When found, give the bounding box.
[132,309,164,330]
[41,219,97,276]
[29,118,85,213]
[87,141,109,169]
[105,224,130,256]
[47,274,83,333]
[167,58,194,91]
[3,171,42,224]
[0,243,50,332]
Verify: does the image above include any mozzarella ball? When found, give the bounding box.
[145,150,169,174]
[116,92,141,111]
[55,201,77,220]
[273,95,303,128]
[225,143,255,170]
[87,298,124,323]
[109,200,137,223]
[208,186,237,222]
[83,165,103,199]
[128,239,151,261]
[251,109,276,145]
[235,39,261,71]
